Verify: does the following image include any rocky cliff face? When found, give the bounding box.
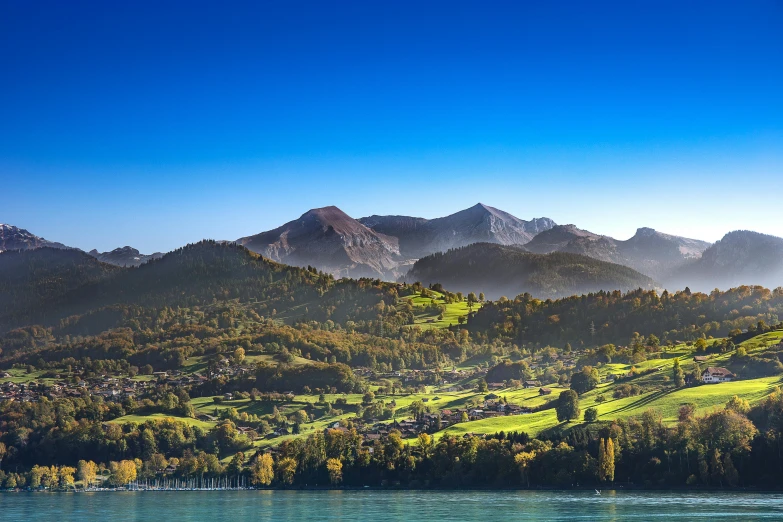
[0,224,67,252]
[361,203,556,258]
[237,206,403,278]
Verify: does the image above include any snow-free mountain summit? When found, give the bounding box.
[238,204,557,278]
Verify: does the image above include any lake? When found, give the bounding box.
[1,490,782,521]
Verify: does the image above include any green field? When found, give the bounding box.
[438,335,783,438]
[402,290,482,329]
[440,376,782,438]
[109,413,215,429]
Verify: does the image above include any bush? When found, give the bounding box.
[613,383,642,399]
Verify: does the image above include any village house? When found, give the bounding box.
[693,356,709,363]
[524,380,541,389]
[702,367,735,384]
[539,387,552,395]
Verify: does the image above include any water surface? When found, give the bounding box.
[1,490,781,521]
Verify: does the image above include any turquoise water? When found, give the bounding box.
[1,490,782,521]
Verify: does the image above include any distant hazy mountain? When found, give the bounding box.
[88,246,163,267]
[0,223,163,268]
[667,230,783,292]
[0,224,68,252]
[404,242,657,300]
[525,225,710,280]
[360,203,556,258]
[237,206,403,278]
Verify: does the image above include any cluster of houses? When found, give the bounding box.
[0,375,149,403]
[0,369,213,404]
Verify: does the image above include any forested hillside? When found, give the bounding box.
[469,285,783,348]
[0,241,404,335]
[404,243,656,299]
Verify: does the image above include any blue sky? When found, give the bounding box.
[1,1,781,253]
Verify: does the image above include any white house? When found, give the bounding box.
[702,367,735,384]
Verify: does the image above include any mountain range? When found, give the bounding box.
[0,224,161,268]
[3,204,783,297]
[238,203,557,279]
[0,224,67,252]
[523,224,710,280]
[88,247,164,267]
[668,230,783,292]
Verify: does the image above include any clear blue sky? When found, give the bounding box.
[1,1,781,253]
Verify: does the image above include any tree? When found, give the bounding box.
[477,379,488,393]
[326,458,343,484]
[515,450,536,487]
[604,438,615,482]
[467,292,478,310]
[77,460,98,489]
[111,460,137,486]
[725,395,750,415]
[598,438,605,481]
[0,442,5,470]
[556,390,580,422]
[277,457,297,485]
[233,347,246,364]
[672,358,685,387]
[228,452,245,474]
[59,466,76,489]
[295,409,309,424]
[418,433,433,459]
[251,454,274,486]
[478,292,485,302]
[584,407,598,423]
[723,452,739,486]
[570,366,599,395]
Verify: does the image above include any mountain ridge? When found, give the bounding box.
[237,206,403,279]
[403,242,657,300]
[667,230,783,291]
[525,224,711,280]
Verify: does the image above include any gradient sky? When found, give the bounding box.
[1,1,782,254]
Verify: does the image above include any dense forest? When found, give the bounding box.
[469,285,783,348]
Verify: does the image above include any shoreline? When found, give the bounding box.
[3,485,783,494]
